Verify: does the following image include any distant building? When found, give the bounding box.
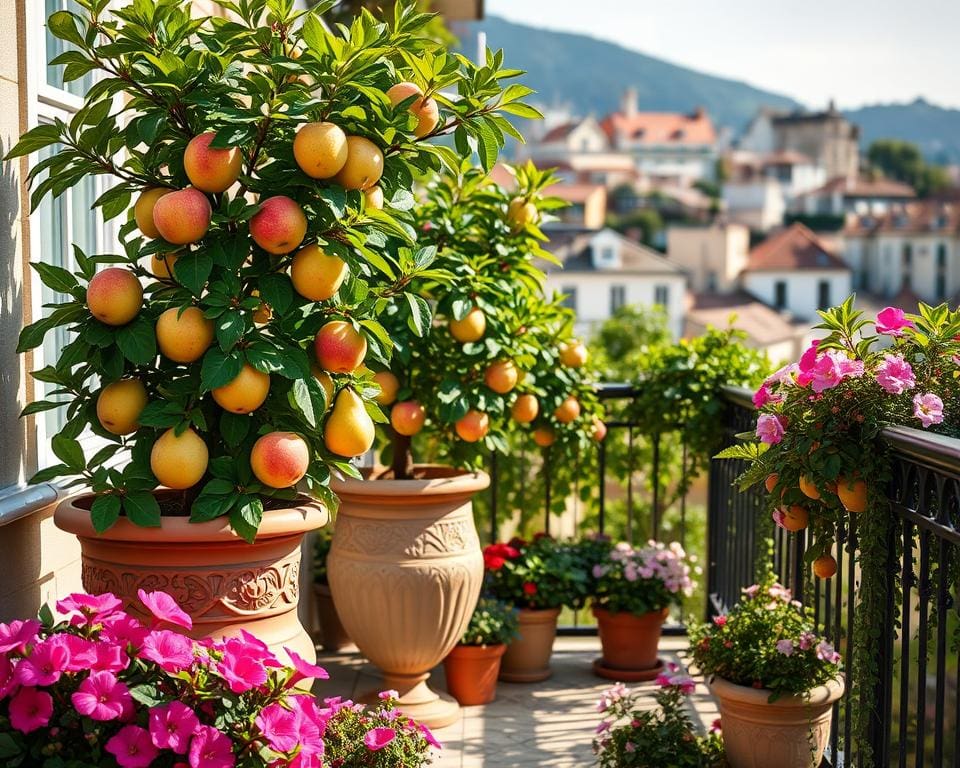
[550,184,608,229]
[842,202,959,302]
[542,227,687,338]
[722,178,787,232]
[667,223,751,294]
[792,176,916,217]
[740,103,860,182]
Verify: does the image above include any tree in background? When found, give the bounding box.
[867,139,951,198]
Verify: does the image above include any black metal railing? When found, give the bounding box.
[708,386,960,767]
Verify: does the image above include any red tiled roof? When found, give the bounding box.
[599,110,716,146]
[541,122,579,142]
[845,201,960,235]
[804,176,916,199]
[686,291,807,345]
[747,223,849,272]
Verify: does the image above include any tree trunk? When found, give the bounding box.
[390,429,415,480]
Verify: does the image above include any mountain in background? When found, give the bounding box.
[464,16,960,164]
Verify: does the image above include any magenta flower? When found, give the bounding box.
[798,631,816,650]
[798,339,820,372]
[15,637,70,686]
[8,687,52,733]
[56,593,123,625]
[875,354,916,395]
[876,306,915,336]
[285,648,329,686]
[756,413,786,445]
[364,726,397,751]
[816,641,841,664]
[0,619,41,654]
[137,589,193,630]
[256,702,300,753]
[378,689,399,701]
[106,725,159,768]
[139,630,195,673]
[775,639,795,656]
[752,384,775,408]
[805,350,864,393]
[217,646,268,693]
[149,701,200,753]
[913,392,944,428]
[189,725,235,768]
[101,614,148,651]
[0,655,17,699]
[419,723,442,749]
[71,670,133,721]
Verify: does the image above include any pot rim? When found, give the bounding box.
[592,606,671,621]
[448,642,508,657]
[55,492,328,543]
[708,674,845,708]
[515,606,562,621]
[331,464,490,501]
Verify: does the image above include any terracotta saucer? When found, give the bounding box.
[592,657,665,682]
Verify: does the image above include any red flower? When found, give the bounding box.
[522,582,537,596]
[484,555,506,571]
[712,615,727,627]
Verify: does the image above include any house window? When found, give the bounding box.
[774,281,788,310]
[936,272,947,302]
[817,280,831,311]
[706,270,718,293]
[654,284,669,308]
[610,285,626,313]
[902,243,912,265]
[599,246,616,265]
[937,243,948,268]
[561,286,578,312]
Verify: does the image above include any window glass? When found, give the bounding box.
[561,286,577,312]
[45,0,96,97]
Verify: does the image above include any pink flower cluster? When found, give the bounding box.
[603,541,696,596]
[654,662,696,694]
[0,590,438,767]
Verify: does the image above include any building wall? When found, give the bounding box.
[851,234,956,302]
[666,223,750,293]
[743,270,852,322]
[723,180,786,232]
[776,118,858,181]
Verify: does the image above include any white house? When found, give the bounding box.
[793,176,916,218]
[542,227,687,338]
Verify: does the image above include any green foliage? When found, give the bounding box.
[460,598,519,646]
[323,693,436,766]
[866,138,951,197]
[689,570,842,699]
[605,208,663,247]
[483,535,589,610]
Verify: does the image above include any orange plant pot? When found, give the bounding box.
[443,643,507,706]
[498,607,560,683]
[314,583,351,652]
[593,606,669,672]
[54,493,328,664]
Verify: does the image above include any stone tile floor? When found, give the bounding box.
[313,636,718,768]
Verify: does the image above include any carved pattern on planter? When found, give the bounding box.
[332,515,477,557]
[81,553,301,620]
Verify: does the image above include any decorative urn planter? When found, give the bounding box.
[708,675,844,768]
[443,643,507,706]
[55,493,327,663]
[592,606,668,681]
[326,466,487,728]
[498,607,561,683]
[314,583,351,652]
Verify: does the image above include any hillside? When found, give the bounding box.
[846,98,960,164]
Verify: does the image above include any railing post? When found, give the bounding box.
[597,436,606,536]
[543,446,552,536]
[489,451,498,544]
[651,431,661,541]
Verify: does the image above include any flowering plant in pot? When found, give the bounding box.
[0,588,436,767]
[9,0,529,658]
[593,671,724,768]
[590,540,696,681]
[688,572,843,768]
[313,528,350,653]
[443,598,519,706]
[482,535,588,682]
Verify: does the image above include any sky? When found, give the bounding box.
[483,0,960,110]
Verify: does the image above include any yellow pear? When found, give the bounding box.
[324,388,375,457]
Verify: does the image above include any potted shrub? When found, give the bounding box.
[9,1,522,661]
[313,528,351,653]
[590,540,696,681]
[593,669,725,767]
[0,589,438,766]
[689,572,844,768]
[482,534,588,682]
[443,597,518,706]
[326,164,601,725]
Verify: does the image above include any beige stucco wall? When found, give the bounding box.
[0,0,83,623]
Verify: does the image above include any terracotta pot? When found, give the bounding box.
[327,466,487,728]
[498,607,560,682]
[709,675,844,768]
[593,606,668,671]
[314,583,351,652]
[54,493,327,664]
[443,643,507,706]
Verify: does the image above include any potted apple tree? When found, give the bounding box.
[8,0,521,661]
[326,162,603,724]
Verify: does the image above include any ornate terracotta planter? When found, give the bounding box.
[54,493,328,663]
[708,675,844,768]
[443,643,507,706]
[314,583,351,652]
[327,466,487,728]
[498,607,560,683]
[592,606,668,680]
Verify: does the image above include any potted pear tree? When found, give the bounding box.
[8,0,512,662]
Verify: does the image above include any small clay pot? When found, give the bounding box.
[499,607,561,683]
[443,643,507,706]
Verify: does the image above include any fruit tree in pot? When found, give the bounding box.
[9,0,507,661]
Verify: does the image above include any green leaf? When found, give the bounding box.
[200,348,243,391]
[216,312,246,352]
[91,494,122,533]
[258,272,294,315]
[404,293,431,337]
[173,251,214,296]
[230,495,263,543]
[116,316,157,365]
[290,377,326,429]
[3,123,61,160]
[190,492,236,523]
[47,10,85,47]
[220,411,250,447]
[29,463,72,484]
[123,492,162,528]
[129,683,164,707]
[21,399,65,416]
[32,262,78,294]
[51,435,85,471]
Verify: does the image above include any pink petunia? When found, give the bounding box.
[256,702,300,753]
[807,350,864,393]
[913,392,944,428]
[15,637,70,686]
[875,354,916,395]
[0,619,41,654]
[139,630,195,673]
[8,687,52,733]
[0,655,17,699]
[71,670,133,721]
[149,701,200,754]
[364,727,397,751]
[816,641,841,664]
[106,725,159,768]
[418,723,442,749]
[189,725,235,768]
[101,614,149,651]
[756,413,786,445]
[284,648,329,687]
[56,593,123,625]
[875,307,915,336]
[137,589,193,630]
[775,639,795,656]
